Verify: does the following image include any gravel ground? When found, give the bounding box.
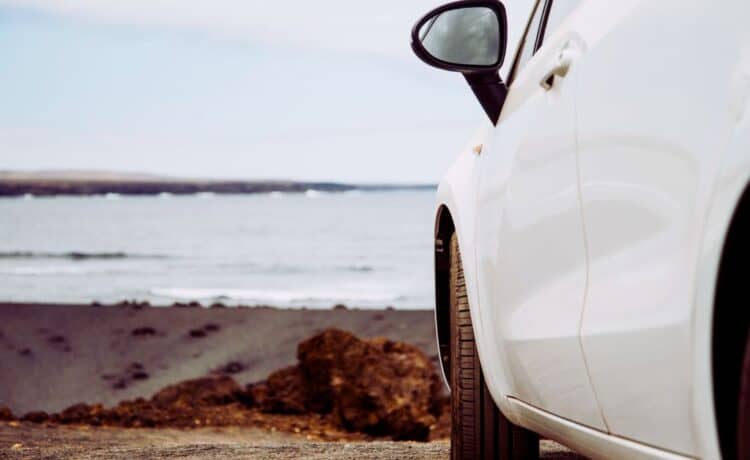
[0,423,586,459]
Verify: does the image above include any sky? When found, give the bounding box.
[0,0,532,183]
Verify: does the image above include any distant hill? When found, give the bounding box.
[0,170,436,197]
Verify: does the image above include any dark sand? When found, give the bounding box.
[0,303,438,415]
[0,302,587,459]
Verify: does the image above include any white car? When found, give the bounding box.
[411,0,750,459]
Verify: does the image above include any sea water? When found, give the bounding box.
[0,190,436,309]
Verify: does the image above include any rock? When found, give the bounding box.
[132,371,150,380]
[32,330,448,440]
[131,327,157,337]
[332,304,348,310]
[54,403,96,424]
[151,375,241,408]
[215,361,245,375]
[22,411,49,423]
[251,366,312,414]
[0,406,15,421]
[188,328,206,338]
[256,328,442,440]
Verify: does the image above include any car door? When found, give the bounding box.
[574,0,744,455]
[474,0,605,430]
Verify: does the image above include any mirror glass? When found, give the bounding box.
[418,7,500,67]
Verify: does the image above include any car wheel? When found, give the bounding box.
[449,233,539,460]
[738,329,750,458]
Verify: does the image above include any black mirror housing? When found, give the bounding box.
[411,0,509,124]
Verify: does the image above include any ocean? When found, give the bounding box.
[0,190,436,309]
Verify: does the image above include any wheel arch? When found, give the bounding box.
[434,204,456,385]
[712,181,750,459]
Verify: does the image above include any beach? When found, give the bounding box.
[0,302,584,459]
[0,302,439,415]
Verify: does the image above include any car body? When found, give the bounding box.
[425,0,750,458]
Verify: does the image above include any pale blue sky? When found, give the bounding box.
[0,1,530,183]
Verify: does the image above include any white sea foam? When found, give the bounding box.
[0,265,123,276]
[269,191,284,198]
[22,193,34,200]
[305,189,323,198]
[158,192,173,199]
[196,192,216,198]
[104,193,121,200]
[149,287,398,307]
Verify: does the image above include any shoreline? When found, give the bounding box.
[0,178,435,198]
[0,300,432,311]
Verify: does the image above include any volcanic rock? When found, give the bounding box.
[0,406,15,421]
[253,328,443,440]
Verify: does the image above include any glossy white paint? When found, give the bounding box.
[506,397,691,460]
[575,0,748,455]
[431,0,750,458]
[474,5,604,430]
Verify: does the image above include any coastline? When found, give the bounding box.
[0,177,435,197]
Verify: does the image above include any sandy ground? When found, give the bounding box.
[0,303,586,459]
[0,422,585,459]
[0,303,438,415]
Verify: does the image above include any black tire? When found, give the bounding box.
[449,233,539,460]
[738,330,750,459]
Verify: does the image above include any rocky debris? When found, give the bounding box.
[18,348,32,357]
[151,375,242,408]
[132,371,149,380]
[251,329,447,440]
[188,328,206,338]
[46,334,72,352]
[0,407,14,421]
[131,327,157,337]
[174,301,202,308]
[114,300,151,309]
[17,329,450,441]
[21,411,49,423]
[214,361,246,375]
[47,335,66,344]
[188,323,221,338]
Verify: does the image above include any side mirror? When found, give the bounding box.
[411,0,509,124]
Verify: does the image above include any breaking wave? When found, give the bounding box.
[0,251,168,260]
[149,287,400,307]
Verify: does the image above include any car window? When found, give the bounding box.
[507,0,546,84]
[537,0,581,47]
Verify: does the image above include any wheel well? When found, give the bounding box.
[435,206,456,386]
[713,184,750,459]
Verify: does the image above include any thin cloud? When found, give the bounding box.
[0,0,447,59]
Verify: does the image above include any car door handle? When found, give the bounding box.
[540,44,579,91]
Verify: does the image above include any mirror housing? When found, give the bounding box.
[411,0,509,124]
